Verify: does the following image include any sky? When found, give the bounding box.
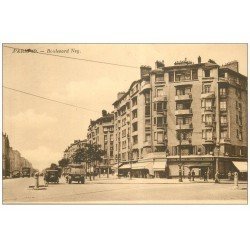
[2,44,247,171]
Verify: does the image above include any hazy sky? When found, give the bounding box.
[3,44,247,170]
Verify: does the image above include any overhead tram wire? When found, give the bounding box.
[3,85,100,113]
[3,45,139,70]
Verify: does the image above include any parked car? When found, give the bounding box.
[22,167,31,177]
[66,165,86,184]
[44,169,60,184]
[12,170,21,178]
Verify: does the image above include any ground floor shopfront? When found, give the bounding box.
[167,156,247,180]
[117,156,247,180]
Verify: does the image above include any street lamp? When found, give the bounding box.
[179,123,183,182]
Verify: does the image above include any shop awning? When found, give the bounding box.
[184,163,212,168]
[111,164,122,169]
[119,164,131,169]
[153,161,166,171]
[132,162,147,170]
[233,161,248,172]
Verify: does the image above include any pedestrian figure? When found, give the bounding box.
[228,171,231,181]
[188,171,191,181]
[199,169,202,179]
[191,170,195,181]
[204,171,207,181]
[215,171,220,183]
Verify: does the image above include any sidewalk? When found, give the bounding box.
[86,176,247,185]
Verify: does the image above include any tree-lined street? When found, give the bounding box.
[3,176,247,204]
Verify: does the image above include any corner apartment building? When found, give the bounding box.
[113,61,168,177]
[86,113,114,173]
[113,58,247,178]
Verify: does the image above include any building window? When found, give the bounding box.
[156,74,164,82]
[145,119,151,125]
[220,88,227,96]
[132,122,138,132]
[155,101,167,112]
[203,84,211,93]
[220,130,228,139]
[220,101,227,111]
[204,69,210,77]
[132,97,137,107]
[104,135,107,141]
[154,117,167,128]
[145,134,151,142]
[220,116,227,124]
[192,69,198,80]
[122,129,126,138]
[169,71,174,82]
[145,105,150,116]
[156,88,164,97]
[145,92,150,104]
[132,135,138,145]
[132,110,137,119]
[157,132,164,143]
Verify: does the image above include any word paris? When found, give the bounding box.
[12,48,81,54]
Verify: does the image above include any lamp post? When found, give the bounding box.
[179,123,183,182]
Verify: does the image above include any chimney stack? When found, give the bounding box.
[140,65,152,79]
[198,56,201,64]
[117,92,126,100]
[155,60,165,69]
[223,60,239,72]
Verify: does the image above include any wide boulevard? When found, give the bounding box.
[3,176,247,204]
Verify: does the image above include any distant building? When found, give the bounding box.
[2,133,10,177]
[2,133,34,178]
[87,112,114,173]
[63,139,87,163]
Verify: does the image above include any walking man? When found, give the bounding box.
[191,170,195,181]
[204,171,207,181]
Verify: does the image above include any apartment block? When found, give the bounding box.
[112,58,247,179]
[86,112,114,172]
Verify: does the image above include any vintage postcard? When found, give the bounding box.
[2,43,248,204]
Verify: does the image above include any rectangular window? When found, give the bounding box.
[157,132,164,143]
[104,135,107,141]
[192,69,198,80]
[220,130,228,139]
[169,71,174,82]
[133,135,138,145]
[132,122,138,132]
[156,74,164,82]
[203,85,211,93]
[122,129,126,138]
[204,69,210,77]
[220,88,227,96]
[220,116,227,124]
[132,110,137,119]
[132,97,137,107]
[145,105,150,116]
[145,134,151,142]
[145,92,150,104]
[220,101,227,111]
[156,88,164,97]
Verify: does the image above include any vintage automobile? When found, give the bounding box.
[44,169,60,184]
[22,167,31,177]
[12,170,21,178]
[66,164,86,184]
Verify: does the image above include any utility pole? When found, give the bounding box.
[107,131,109,178]
[117,127,120,177]
[179,123,183,182]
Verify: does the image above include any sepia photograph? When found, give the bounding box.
[2,43,248,204]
